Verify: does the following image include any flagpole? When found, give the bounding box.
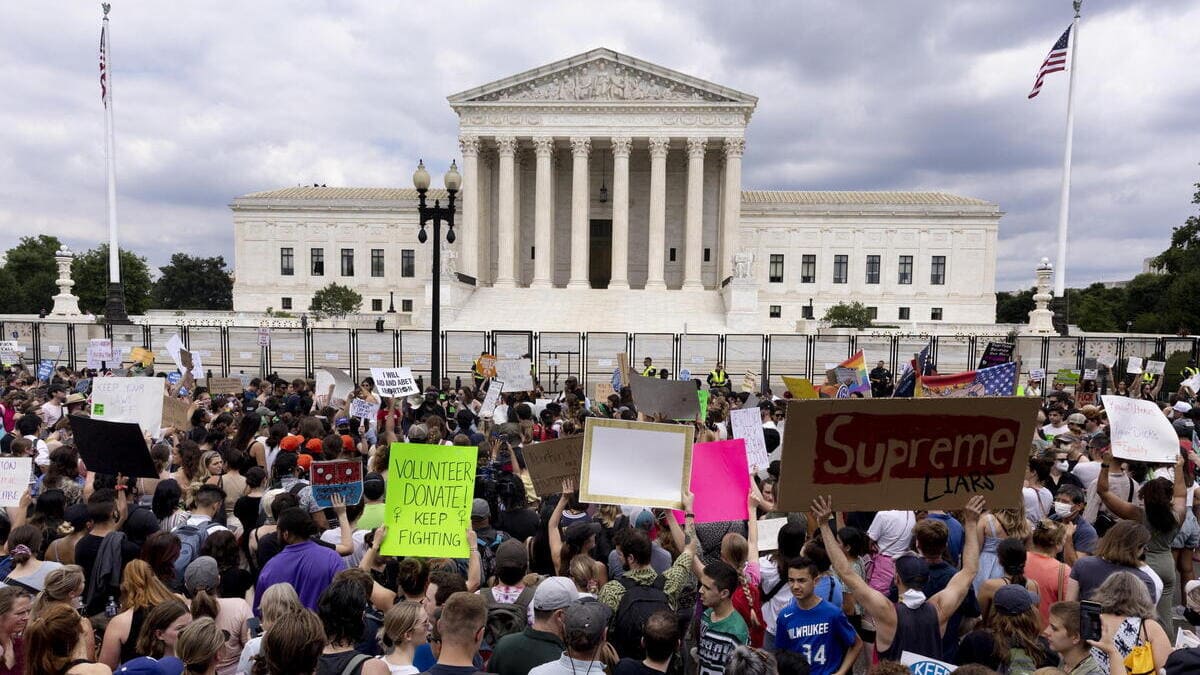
[101,2,129,323]
[1053,0,1082,297]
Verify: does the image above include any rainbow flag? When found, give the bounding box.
[832,350,872,397]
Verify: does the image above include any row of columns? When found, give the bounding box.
[458,134,745,289]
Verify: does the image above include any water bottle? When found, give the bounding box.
[105,596,118,618]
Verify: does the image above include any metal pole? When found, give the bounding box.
[431,204,441,390]
[1053,1,1082,297]
[101,4,128,322]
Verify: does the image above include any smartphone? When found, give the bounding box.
[1080,600,1103,642]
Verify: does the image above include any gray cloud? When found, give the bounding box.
[1,1,1196,292]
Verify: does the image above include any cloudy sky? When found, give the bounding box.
[2,1,1197,290]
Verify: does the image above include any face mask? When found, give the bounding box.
[1055,461,1070,473]
[899,588,927,609]
[1053,502,1074,518]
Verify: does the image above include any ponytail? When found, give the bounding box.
[191,588,219,620]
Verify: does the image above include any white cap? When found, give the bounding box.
[1173,401,1192,414]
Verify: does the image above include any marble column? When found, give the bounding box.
[531,136,555,288]
[721,137,745,282]
[645,137,670,290]
[609,137,632,290]
[567,136,591,289]
[683,137,707,290]
[494,135,517,288]
[458,135,480,279]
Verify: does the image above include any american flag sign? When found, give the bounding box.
[1028,25,1071,99]
[99,22,109,106]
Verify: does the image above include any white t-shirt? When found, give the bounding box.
[1041,422,1069,439]
[757,555,793,637]
[39,401,63,428]
[320,528,369,569]
[867,510,916,559]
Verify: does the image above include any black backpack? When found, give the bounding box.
[611,574,671,659]
[481,585,535,649]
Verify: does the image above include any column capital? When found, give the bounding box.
[458,134,481,157]
[723,137,746,158]
[610,136,633,158]
[495,135,518,157]
[686,136,709,159]
[569,136,592,157]
[648,137,671,159]
[532,136,555,157]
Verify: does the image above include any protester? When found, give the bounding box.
[25,603,110,675]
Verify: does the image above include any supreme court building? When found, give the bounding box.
[232,48,1001,332]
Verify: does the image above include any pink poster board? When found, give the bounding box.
[675,439,751,524]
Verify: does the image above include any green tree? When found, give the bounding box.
[0,235,62,313]
[994,288,1035,324]
[309,282,362,319]
[1068,283,1126,332]
[152,254,233,310]
[71,244,154,315]
[822,301,874,329]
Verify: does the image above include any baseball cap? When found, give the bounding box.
[1066,413,1087,426]
[894,554,929,588]
[563,599,611,644]
[1173,401,1192,415]
[632,509,656,531]
[471,498,490,520]
[495,539,528,570]
[341,434,354,451]
[533,576,579,611]
[564,521,601,547]
[1080,404,1101,419]
[184,556,220,595]
[116,656,185,675]
[296,454,313,471]
[994,584,1035,615]
[335,417,351,427]
[363,472,386,500]
[280,435,303,452]
[304,438,324,454]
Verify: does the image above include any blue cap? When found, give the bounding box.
[116,656,184,675]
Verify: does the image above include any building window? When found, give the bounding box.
[704,248,711,262]
[340,248,354,276]
[531,246,535,259]
[401,298,413,312]
[833,255,848,284]
[401,249,415,277]
[800,255,816,283]
[371,299,383,312]
[931,307,943,321]
[867,306,878,320]
[866,255,880,284]
[280,297,292,310]
[769,305,782,318]
[371,249,385,277]
[280,248,294,276]
[669,248,677,262]
[769,254,785,283]
[898,306,910,320]
[802,304,814,320]
[930,255,946,285]
[898,255,913,285]
[310,248,324,276]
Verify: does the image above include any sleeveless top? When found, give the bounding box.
[878,601,942,662]
[59,660,91,675]
[119,608,148,665]
[316,650,371,675]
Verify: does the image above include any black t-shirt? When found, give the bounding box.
[234,495,263,533]
[75,532,141,615]
[614,658,665,674]
[220,567,255,600]
[497,508,540,543]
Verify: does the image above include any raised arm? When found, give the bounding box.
[1172,452,1188,524]
[548,479,573,572]
[746,493,759,560]
[383,397,398,444]
[1096,449,1143,521]
[931,496,986,625]
[465,528,482,590]
[810,496,896,637]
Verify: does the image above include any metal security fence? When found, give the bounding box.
[3,320,1197,398]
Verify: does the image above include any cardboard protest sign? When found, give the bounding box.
[0,458,32,507]
[1145,360,1166,376]
[475,354,497,378]
[1076,391,1097,407]
[978,342,1015,369]
[741,371,759,393]
[1102,395,1179,464]
[617,353,632,390]
[207,377,244,396]
[309,460,363,508]
[1126,357,1143,374]
[69,415,159,478]
[370,368,419,397]
[316,367,355,402]
[382,443,476,558]
[90,377,165,436]
[521,435,585,497]
[89,338,113,361]
[1083,369,1098,381]
[757,518,789,551]
[0,342,21,366]
[629,375,700,420]
[592,381,616,402]
[730,407,769,471]
[776,398,1039,512]
[161,396,192,430]
[479,382,503,417]
[782,376,819,400]
[687,440,750,522]
[495,358,534,392]
[130,347,154,367]
[349,398,379,421]
[580,418,692,509]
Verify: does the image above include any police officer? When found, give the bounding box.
[641,356,657,378]
[706,362,729,391]
[1182,359,1198,380]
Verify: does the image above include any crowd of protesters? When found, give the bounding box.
[0,353,1199,675]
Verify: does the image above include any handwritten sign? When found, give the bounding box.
[161,396,192,431]
[741,370,759,393]
[0,458,32,507]
[86,339,113,369]
[90,377,165,436]
[1097,354,1117,368]
[580,418,692,510]
[495,358,534,392]
[629,375,700,420]
[1102,395,1179,464]
[1029,368,1046,382]
[207,377,244,396]
[776,398,1039,512]
[310,460,363,508]
[617,353,632,391]
[730,407,769,471]
[1083,369,1098,381]
[592,382,616,402]
[382,443,476,558]
[349,398,379,421]
[479,382,503,417]
[1053,369,1080,386]
[371,367,419,397]
[522,435,585,497]
[1145,360,1166,376]
[37,360,54,382]
[1127,357,1143,374]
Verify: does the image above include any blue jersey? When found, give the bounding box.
[774,599,858,675]
[814,574,844,608]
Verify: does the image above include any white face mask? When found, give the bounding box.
[1055,460,1070,473]
[1053,502,1074,518]
[899,588,927,609]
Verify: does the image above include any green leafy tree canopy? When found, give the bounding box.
[309,282,362,319]
[822,301,874,329]
[0,235,63,314]
[71,244,153,315]
[152,253,233,310]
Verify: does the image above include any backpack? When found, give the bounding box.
[481,585,535,648]
[611,574,672,659]
[173,520,223,583]
[477,531,511,582]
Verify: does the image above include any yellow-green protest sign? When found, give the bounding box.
[382,442,476,558]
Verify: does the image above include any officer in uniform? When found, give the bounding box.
[641,357,657,378]
[706,362,729,391]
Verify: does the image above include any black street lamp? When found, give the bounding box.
[387,290,396,313]
[412,159,461,389]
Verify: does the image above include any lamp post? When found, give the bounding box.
[413,159,460,389]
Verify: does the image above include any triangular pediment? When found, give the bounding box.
[448,48,757,106]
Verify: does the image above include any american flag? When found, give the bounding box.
[918,361,1018,398]
[1028,26,1071,99]
[99,21,109,106]
[892,343,932,398]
